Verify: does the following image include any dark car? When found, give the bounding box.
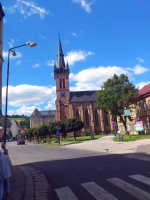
[17,138,25,145]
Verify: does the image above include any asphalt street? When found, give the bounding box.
[6,138,150,200]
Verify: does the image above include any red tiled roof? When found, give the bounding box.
[138,83,150,96]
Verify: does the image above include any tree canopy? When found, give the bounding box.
[97,74,139,131]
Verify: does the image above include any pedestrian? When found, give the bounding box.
[1,143,9,156]
[0,149,12,199]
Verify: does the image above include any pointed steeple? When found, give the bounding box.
[54,37,70,75]
[57,37,65,69]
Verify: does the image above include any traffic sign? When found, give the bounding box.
[56,130,60,135]
[55,125,61,130]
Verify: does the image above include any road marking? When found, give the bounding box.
[81,181,118,200]
[129,174,150,186]
[55,186,78,200]
[107,178,150,200]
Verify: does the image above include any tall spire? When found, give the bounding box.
[57,37,65,69]
[54,37,70,75]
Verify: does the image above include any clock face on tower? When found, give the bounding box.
[60,92,66,98]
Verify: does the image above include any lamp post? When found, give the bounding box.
[3,41,36,143]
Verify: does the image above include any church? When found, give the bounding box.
[54,38,113,134]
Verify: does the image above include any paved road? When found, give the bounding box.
[6,138,150,200]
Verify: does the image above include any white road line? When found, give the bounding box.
[129,174,150,186]
[55,186,78,200]
[107,178,150,200]
[81,181,118,200]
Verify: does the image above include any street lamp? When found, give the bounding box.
[3,41,36,143]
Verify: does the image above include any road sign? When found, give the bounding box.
[55,125,61,130]
[1,119,11,127]
[56,130,60,135]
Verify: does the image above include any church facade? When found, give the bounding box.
[54,39,114,134]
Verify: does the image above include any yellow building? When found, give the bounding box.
[117,83,150,134]
[30,108,55,128]
[0,4,5,120]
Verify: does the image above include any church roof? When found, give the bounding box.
[69,90,98,102]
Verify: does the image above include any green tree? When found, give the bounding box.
[65,118,84,141]
[37,125,49,142]
[97,74,139,133]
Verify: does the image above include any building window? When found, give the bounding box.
[75,109,79,118]
[143,102,147,112]
[63,78,65,89]
[94,109,99,126]
[60,79,62,89]
[103,110,109,125]
[84,108,90,126]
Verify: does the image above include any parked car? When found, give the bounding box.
[17,138,25,145]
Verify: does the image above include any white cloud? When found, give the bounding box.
[32,63,40,68]
[65,50,94,66]
[2,84,56,107]
[8,106,41,116]
[135,81,150,90]
[16,60,22,65]
[8,39,15,48]
[72,0,95,13]
[70,65,131,91]
[126,64,149,75]
[72,33,77,36]
[136,57,145,63]
[47,60,55,66]
[3,51,22,59]
[5,0,49,19]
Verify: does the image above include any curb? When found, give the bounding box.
[19,166,51,200]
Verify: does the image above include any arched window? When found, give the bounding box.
[103,109,109,125]
[63,78,65,89]
[75,109,79,118]
[59,79,62,89]
[85,108,90,126]
[94,109,99,126]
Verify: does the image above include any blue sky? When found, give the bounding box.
[1,0,150,116]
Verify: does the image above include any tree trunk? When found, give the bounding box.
[73,131,76,141]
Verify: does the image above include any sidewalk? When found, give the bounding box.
[64,135,150,154]
[3,166,51,200]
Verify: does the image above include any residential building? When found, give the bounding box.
[117,83,150,134]
[30,108,55,128]
[54,38,113,134]
[137,83,150,133]
[0,4,5,119]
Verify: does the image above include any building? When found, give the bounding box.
[30,108,55,128]
[54,38,113,134]
[0,4,5,119]
[137,83,150,133]
[117,83,150,134]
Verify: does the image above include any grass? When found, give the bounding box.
[113,134,150,142]
[26,134,111,146]
[6,118,25,121]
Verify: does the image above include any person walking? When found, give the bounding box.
[0,149,12,199]
[1,143,9,156]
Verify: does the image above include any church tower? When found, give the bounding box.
[54,38,70,121]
